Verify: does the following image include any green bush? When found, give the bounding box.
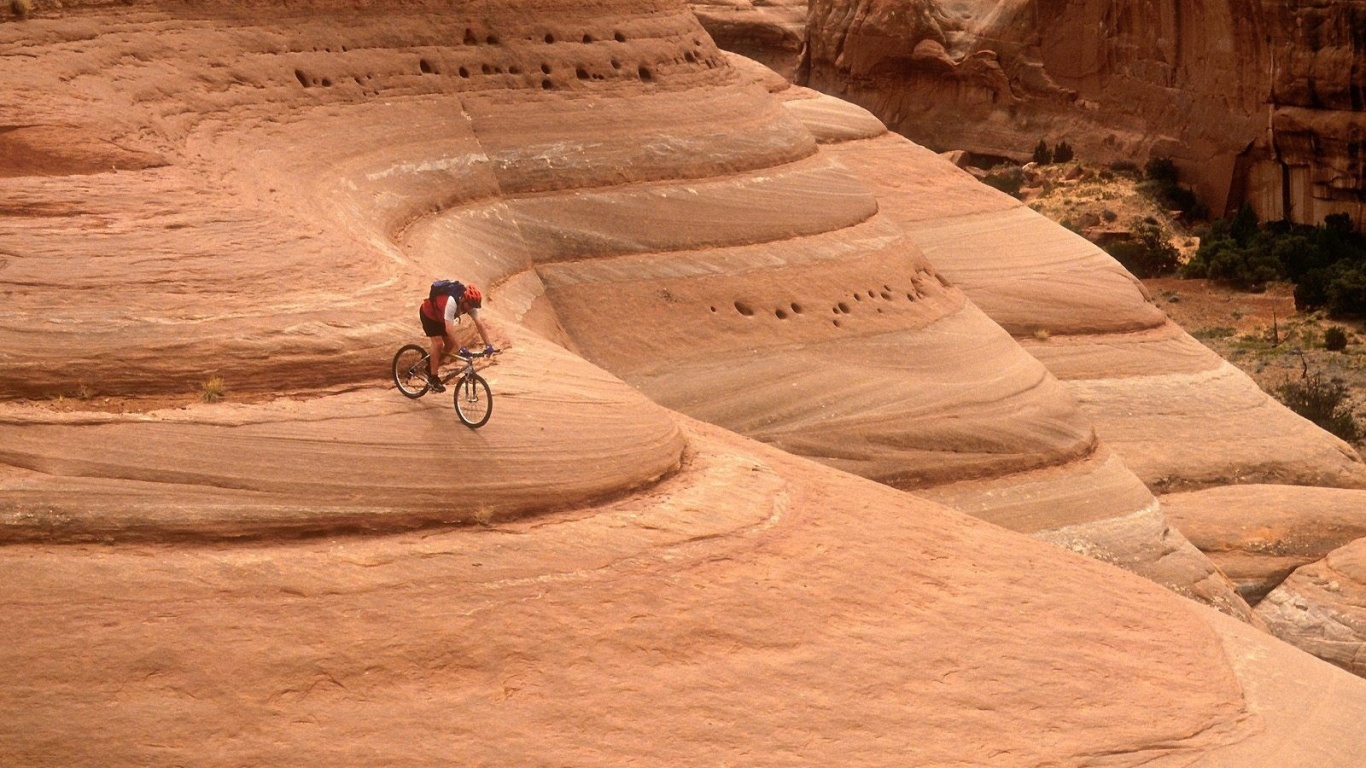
[1053,141,1074,163]
[1032,139,1052,165]
[1188,210,1366,316]
[1105,220,1179,278]
[982,166,1024,198]
[1109,160,1140,176]
[1325,263,1366,316]
[1138,157,1207,220]
[1145,157,1179,185]
[1276,373,1361,442]
[1182,204,1282,290]
[1325,326,1349,351]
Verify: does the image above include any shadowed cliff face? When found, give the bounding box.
[699,0,1366,229]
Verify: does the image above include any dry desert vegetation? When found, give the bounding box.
[4,1,1366,766]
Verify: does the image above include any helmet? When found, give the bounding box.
[463,285,482,304]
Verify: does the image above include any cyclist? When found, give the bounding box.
[420,280,494,392]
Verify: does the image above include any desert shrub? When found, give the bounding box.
[1183,204,1282,289]
[11,0,32,18]
[1052,140,1074,163]
[982,165,1024,198]
[1032,139,1052,165]
[1102,209,1118,223]
[1325,263,1366,316]
[1325,326,1349,351]
[1228,202,1260,244]
[1138,156,1208,220]
[201,376,227,403]
[1276,372,1361,443]
[1145,157,1179,185]
[1182,237,1281,289]
[1105,220,1179,277]
[1189,210,1366,316]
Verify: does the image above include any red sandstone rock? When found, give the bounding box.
[4,2,1366,763]
[695,0,1366,229]
[1257,536,1366,678]
[1164,484,1366,604]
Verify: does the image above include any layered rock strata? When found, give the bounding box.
[5,2,1366,762]
[7,417,1366,765]
[695,0,1366,229]
[3,0,1252,616]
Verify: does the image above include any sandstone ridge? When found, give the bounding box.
[5,2,1366,764]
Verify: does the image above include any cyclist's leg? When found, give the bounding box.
[427,335,447,377]
[420,308,447,377]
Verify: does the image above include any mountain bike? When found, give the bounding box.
[391,344,497,428]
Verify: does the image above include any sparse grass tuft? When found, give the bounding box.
[1191,326,1236,340]
[1033,328,1051,341]
[201,376,227,403]
[11,0,31,19]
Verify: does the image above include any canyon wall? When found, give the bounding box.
[696,0,1366,229]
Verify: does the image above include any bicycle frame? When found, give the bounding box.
[436,350,493,383]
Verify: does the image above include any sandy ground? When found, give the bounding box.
[1146,277,1366,438]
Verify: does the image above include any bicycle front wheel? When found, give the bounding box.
[453,373,493,428]
[392,344,432,398]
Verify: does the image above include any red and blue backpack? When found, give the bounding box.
[429,279,465,303]
[422,280,482,319]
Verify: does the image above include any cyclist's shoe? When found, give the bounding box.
[483,344,496,356]
[457,347,472,359]
[427,374,446,393]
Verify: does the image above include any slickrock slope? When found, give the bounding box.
[5,417,1366,766]
[6,1,1366,762]
[780,86,1366,493]
[696,0,1366,229]
[5,0,1247,610]
[1164,485,1366,604]
[1256,537,1366,678]
[0,332,686,540]
[523,94,1249,613]
[756,61,1366,668]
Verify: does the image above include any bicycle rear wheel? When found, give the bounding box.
[392,344,431,398]
[453,373,492,428]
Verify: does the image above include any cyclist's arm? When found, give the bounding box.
[468,308,493,349]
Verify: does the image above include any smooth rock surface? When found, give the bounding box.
[1165,484,1366,604]
[1257,537,1366,678]
[4,2,1366,763]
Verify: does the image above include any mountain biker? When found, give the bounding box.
[420,280,494,393]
